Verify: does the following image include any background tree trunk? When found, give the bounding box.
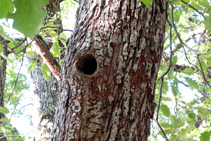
[52,0,168,140]
[0,36,9,141]
[30,65,59,140]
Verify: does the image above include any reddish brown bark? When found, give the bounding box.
[52,0,168,140]
[33,35,61,80]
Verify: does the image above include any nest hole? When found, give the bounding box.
[77,55,97,75]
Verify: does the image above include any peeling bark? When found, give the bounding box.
[52,0,168,140]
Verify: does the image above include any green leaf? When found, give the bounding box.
[42,63,51,72]
[9,0,48,38]
[184,77,199,89]
[51,39,60,57]
[0,0,14,19]
[170,115,176,127]
[187,99,197,108]
[174,9,182,23]
[161,104,171,117]
[28,60,37,72]
[0,106,9,114]
[197,108,210,118]
[26,47,34,57]
[160,122,171,128]
[0,25,12,41]
[204,15,211,34]
[162,80,169,94]
[184,116,194,123]
[183,68,194,75]
[177,120,185,128]
[180,128,188,137]
[41,63,51,81]
[170,0,181,5]
[162,97,172,101]
[200,131,211,141]
[172,55,178,64]
[164,128,172,134]
[187,111,196,121]
[0,43,3,54]
[59,59,63,66]
[140,0,153,8]
[169,134,179,141]
[0,117,9,123]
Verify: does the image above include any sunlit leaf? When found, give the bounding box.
[51,39,60,57]
[0,107,9,114]
[187,111,196,121]
[0,117,9,123]
[170,0,181,5]
[170,115,176,127]
[41,63,51,81]
[161,104,171,117]
[180,128,188,137]
[162,97,172,101]
[200,131,211,141]
[0,25,12,41]
[160,122,171,128]
[172,55,178,64]
[0,0,14,19]
[28,60,37,72]
[177,120,185,128]
[9,0,48,38]
[162,80,169,94]
[185,77,199,89]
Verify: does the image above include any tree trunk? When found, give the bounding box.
[30,65,59,140]
[0,36,8,141]
[52,0,168,140]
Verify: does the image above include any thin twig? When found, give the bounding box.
[197,52,211,55]
[181,0,205,20]
[40,26,74,32]
[169,1,211,90]
[197,55,211,89]
[10,103,32,120]
[7,54,24,101]
[16,40,33,55]
[156,19,172,141]
[168,1,204,76]
[11,38,27,50]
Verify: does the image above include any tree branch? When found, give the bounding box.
[156,19,172,141]
[7,54,24,101]
[32,35,61,80]
[181,0,205,20]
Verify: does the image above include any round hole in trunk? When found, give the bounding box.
[77,54,97,75]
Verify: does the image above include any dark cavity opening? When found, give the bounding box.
[77,55,97,75]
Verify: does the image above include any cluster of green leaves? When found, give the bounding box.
[142,0,211,140]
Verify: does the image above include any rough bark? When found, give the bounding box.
[52,0,168,140]
[0,36,8,141]
[30,65,59,140]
